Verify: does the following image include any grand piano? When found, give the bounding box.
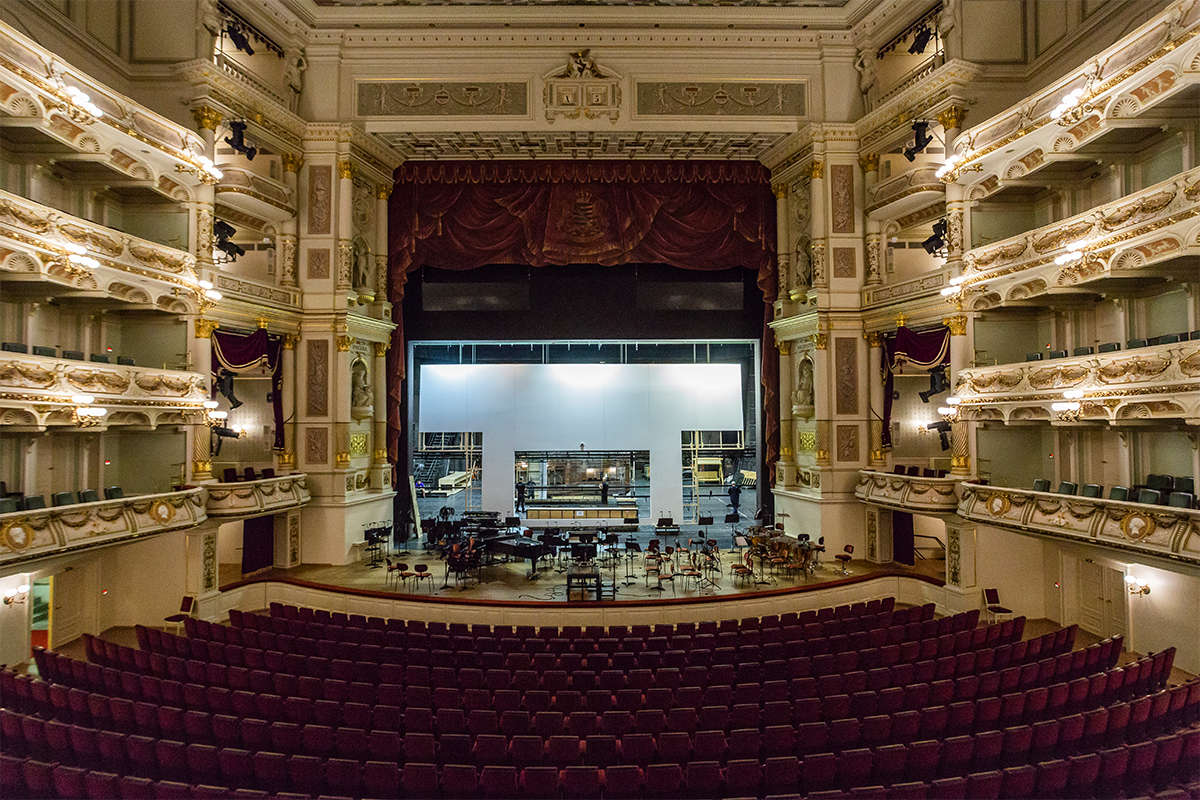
[487,533,549,578]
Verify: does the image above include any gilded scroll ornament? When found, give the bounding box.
[1028,364,1089,390]
[281,153,304,173]
[1097,355,1171,384]
[0,361,56,389]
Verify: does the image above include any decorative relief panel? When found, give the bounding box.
[836,425,859,462]
[946,527,961,586]
[830,165,855,234]
[288,515,300,565]
[834,337,859,415]
[305,427,328,465]
[306,340,329,417]
[636,81,806,117]
[357,81,527,117]
[377,130,785,161]
[832,247,856,278]
[349,433,368,456]
[307,166,331,235]
[866,511,878,561]
[307,249,330,280]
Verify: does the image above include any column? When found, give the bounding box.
[372,341,390,487]
[812,333,831,467]
[375,184,391,302]
[334,334,355,469]
[943,518,979,613]
[860,154,882,286]
[938,106,969,267]
[772,183,791,305]
[336,159,354,292]
[866,331,886,467]
[809,160,827,289]
[944,314,972,476]
[279,334,298,471]
[776,340,795,488]
[190,319,219,482]
[190,106,221,276]
[279,153,302,287]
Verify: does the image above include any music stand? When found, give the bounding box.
[724,512,740,551]
[571,542,596,564]
[698,515,714,540]
[656,517,673,528]
[504,516,520,531]
[623,541,641,585]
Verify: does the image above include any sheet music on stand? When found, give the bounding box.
[362,521,390,568]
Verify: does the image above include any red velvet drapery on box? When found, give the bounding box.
[386,159,779,483]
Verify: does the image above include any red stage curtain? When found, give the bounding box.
[386,160,779,483]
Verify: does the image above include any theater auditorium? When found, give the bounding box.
[0,0,1198,797]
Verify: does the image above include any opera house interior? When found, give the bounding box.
[0,0,1198,797]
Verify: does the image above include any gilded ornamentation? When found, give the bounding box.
[335,451,352,467]
[377,184,393,200]
[281,153,304,173]
[812,333,828,350]
[191,105,223,131]
[985,494,1011,516]
[66,370,130,393]
[772,183,788,200]
[373,449,389,463]
[194,318,219,339]
[349,433,368,456]
[336,335,356,352]
[943,315,967,336]
[1120,511,1156,541]
[797,431,816,452]
[1097,355,1171,384]
[1028,364,1089,390]
[638,81,805,118]
[809,160,823,180]
[337,160,355,181]
[858,153,879,173]
[0,360,56,388]
[775,340,791,356]
[282,334,299,351]
[936,105,967,131]
[864,331,882,347]
[372,341,390,357]
[358,81,527,117]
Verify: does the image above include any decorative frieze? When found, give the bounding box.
[357,81,528,117]
[636,81,806,117]
[854,470,962,514]
[206,474,312,517]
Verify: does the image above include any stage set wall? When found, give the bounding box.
[419,363,743,520]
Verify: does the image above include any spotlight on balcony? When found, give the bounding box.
[922,220,948,255]
[213,220,245,263]
[903,121,933,161]
[919,365,950,404]
[223,121,257,161]
[908,25,933,55]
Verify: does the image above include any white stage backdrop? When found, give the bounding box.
[419,363,743,518]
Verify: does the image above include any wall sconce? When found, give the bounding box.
[197,280,223,312]
[936,153,982,183]
[3,584,31,605]
[72,394,107,427]
[1051,85,1096,126]
[1124,574,1150,596]
[1052,389,1085,422]
[206,407,228,429]
[938,397,961,423]
[175,155,222,184]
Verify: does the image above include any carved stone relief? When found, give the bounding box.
[836,425,859,462]
[280,238,297,286]
[947,527,961,586]
[305,427,328,465]
[832,247,856,278]
[337,241,353,289]
[636,81,806,117]
[307,249,329,280]
[830,165,854,234]
[357,81,528,117]
[308,165,331,235]
[835,337,858,415]
[811,241,827,286]
[306,339,329,417]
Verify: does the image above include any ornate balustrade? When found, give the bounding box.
[855,59,981,161]
[959,483,1199,565]
[952,340,1200,425]
[946,1,1200,200]
[0,488,207,566]
[216,166,295,225]
[956,167,1200,308]
[0,189,198,308]
[0,351,209,428]
[866,166,944,221]
[0,24,210,199]
[205,474,311,517]
[207,270,301,311]
[855,470,963,515]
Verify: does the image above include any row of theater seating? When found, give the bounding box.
[1030,477,1196,509]
[222,468,278,483]
[1024,330,1200,361]
[0,484,124,514]
[0,341,138,365]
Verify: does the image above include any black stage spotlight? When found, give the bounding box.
[925,419,952,450]
[212,425,242,456]
[903,121,933,161]
[213,219,246,261]
[225,22,254,55]
[919,365,950,404]
[922,219,948,255]
[223,121,257,161]
[217,367,243,409]
[909,24,932,55]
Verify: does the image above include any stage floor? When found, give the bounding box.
[221,529,947,604]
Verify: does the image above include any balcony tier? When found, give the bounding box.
[958,483,1199,566]
[0,488,206,566]
[952,340,1200,425]
[854,470,963,515]
[0,189,199,311]
[205,474,312,518]
[215,167,295,226]
[958,166,1200,310]
[866,166,944,221]
[0,351,208,429]
[947,2,1200,203]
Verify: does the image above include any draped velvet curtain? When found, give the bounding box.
[211,327,285,451]
[386,159,778,483]
[881,326,950,450]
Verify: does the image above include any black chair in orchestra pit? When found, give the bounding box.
[983,588,1012,623]
[834,544,853,575]
[412,564,434,592]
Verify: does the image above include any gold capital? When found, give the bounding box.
[858,153,879,173]
[278,451,295,469]
[771,183,788,200]
[191,105,223,132]
[372,449,388,463]
[194,318,220,339]
[377,184,393,200]
[937,105,968,131]
[256,316,269,329]
[282,333,299,350]
[864,331,882,347]
[809,159,824,180]
[336,335,356,352]
[335,451,352,467]
[776,340,792,356]
[192,459,212,475]
[337,159,355,180]
[895,311,909,329]
[281,152,304,173]
[943,315,968,336]
[372,341,390,357]
[812,333,828,350]
[951,454,971,469]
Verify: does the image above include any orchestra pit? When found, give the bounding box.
[1,0,1199,798]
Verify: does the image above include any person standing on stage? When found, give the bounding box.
[728,478,741,516]
[600,477,609,505]
[516,480,526,513]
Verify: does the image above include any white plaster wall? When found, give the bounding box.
[302,495,395,566]
[974,524,1048,620]
[0,572,32,667]
[1120,560,1200,676]
[96,530,189,631]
